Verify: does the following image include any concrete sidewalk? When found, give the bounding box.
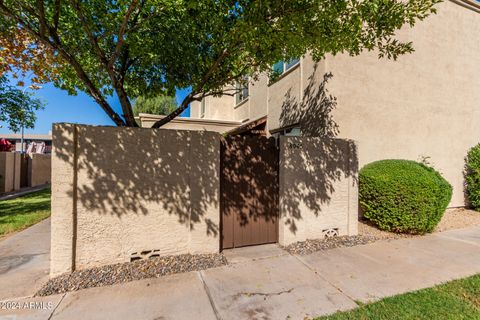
[0,218,50,300]
[0,185,50,201]
[1,225,480,320]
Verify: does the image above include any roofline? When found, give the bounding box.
[0,133,52,140]
[450,0,480,13]
[137,113,242,127]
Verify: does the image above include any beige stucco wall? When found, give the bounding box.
[321,0,480,207]
[28,154,51,187]
[202,0,478,207]
[51,124,220,276]
[191,94,236,120]
[0,152,21,193]
[279,137,358,245]
[138,114,240,133]
[51,124,77,275]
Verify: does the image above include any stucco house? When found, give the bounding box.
[139,0,480,208]
[50,0,480,275]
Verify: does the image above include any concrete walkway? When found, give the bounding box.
[1,225,480,320]
[0,184,50,201]
[0,218,50,300]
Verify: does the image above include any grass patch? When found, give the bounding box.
[0,188,51,236]
[318,274,480,320]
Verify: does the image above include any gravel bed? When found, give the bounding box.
[285,208,480,255]
[283,235,376,255]
[435,208,480,232]
[37,253,227,296]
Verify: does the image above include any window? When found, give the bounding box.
[235,80,249,105]
[282,126,302,136]
[273,58,300,75]
[270,58,300,83]
[272,126,302,138]
[200,98,205,118]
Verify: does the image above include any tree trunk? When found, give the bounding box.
[114,84,138,127]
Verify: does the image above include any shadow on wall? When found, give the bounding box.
[221,136,278,226]
[54,126,220,237]
[279,65,358,234]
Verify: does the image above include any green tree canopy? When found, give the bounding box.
[133,95,177,116]
[0,75,43,132]
[0,0,440,128]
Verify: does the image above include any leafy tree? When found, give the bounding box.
[0,75,43,132]
[133,95,177,116]
[0,0,440,128]
[0,27,58,88]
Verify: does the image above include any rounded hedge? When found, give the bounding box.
[465,144,480,211]
[359,159,452,234]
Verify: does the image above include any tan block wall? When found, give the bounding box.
[0,152,21,193]
[51,124,220,276]
[279,137,358,245]
[51,124,77,275]
[28,154,51,187]
[139,116,239,133]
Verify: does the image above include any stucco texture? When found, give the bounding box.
[203,1,477,208]
[322,0,480,207]
[51,124,220,276]
[279,137,358,245]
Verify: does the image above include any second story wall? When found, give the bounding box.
[194,0,480,207]
[191,94,236,121]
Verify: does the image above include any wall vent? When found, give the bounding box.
[322,228,339,238]
[130,249,161,262]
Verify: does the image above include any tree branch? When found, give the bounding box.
[69,0,137,127]
[151,92,196,129]
[53,0,61,31]
[0,3,126,126]
[109,0,138,70]
[36,0,46,37]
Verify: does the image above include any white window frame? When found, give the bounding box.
[235,81,249,106]
[273,58,300,75]
[200,98,206,118]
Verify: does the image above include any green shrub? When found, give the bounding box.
[359,159,452,234]
[465,144,480,211]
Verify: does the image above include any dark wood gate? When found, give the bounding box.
[221,135,279,249]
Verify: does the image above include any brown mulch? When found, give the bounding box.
[36,253,227,296]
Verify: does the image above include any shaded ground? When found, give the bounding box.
[318,273,480,320]
[0,188,50,237]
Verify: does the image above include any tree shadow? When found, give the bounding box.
[220,135,278,248]
[53,125,220,240]
[278,65,358,234]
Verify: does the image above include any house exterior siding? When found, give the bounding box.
[192,0,480,207]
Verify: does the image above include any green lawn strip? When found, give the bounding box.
[318,274,480,320]
[0,188,51,236]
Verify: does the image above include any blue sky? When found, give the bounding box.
[0,83,191,135]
